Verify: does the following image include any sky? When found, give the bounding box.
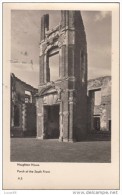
[11,10,111,88]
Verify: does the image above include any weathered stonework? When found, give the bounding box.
[88,76,111,132]
[11,73,37,137]
[37,11,88,142]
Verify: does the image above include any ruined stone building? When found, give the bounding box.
[36,11,88,142]
[88,76,111,133]
[10,11,111,140]
[11,73,37,137]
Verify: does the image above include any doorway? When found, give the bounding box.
[93,116,100,131]
[44,105,60,139]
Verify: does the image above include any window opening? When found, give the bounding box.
[49,52,59,81]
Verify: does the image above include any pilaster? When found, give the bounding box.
[22,104,27,132]
[68,89,76,142]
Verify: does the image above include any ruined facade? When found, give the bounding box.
[10,11,111,140]
[11,73,37,137]
[88,76,111,133]
[36,11,88,142]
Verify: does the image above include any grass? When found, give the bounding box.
[10,138,111,163]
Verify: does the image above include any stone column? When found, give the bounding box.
[22,104,27,132]
[44,54,47,83]
[62,90,69,142]
[61,45,66,78]
[40,110,45,139]
[63,110,69,142]
[39,55,44,84]
[68,45,75,77]
[38,105,46,139]
[59,101,63,142]
[37,98,45,139]
[68,90,75,142]
[65,32,69,77]
[59,48,62,78]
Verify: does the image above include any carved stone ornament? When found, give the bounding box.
[63,111,69,116]
[55,86,62,99]
[43,96,48,104]
[41,29,66,54]
[88,80,102,90]
[42,43,47,53]
[58,32,66,47]
[43,31,59,53]
[68,90,76,103]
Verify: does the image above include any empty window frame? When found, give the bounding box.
[48,52,59,81]
[94,90,101,106]
[25,90,32,103]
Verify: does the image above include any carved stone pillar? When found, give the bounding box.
[37,98,45,139]
[68,90,76,142]
[37,113,44,139]
[63,110,69,142]
[61,45,67,77]
[39,55,45,85]
[44,54,47,83]
[59,101,63,142]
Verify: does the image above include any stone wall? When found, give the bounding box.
[88,76,111,131]
[11,73,37,137]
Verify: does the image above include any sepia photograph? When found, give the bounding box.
[3,3,119,190]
